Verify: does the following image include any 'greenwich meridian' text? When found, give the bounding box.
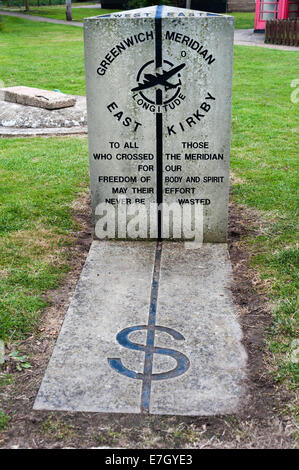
[97,30,215,76]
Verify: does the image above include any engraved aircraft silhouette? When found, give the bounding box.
[132,63,186,92]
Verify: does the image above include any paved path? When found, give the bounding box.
[0,10,298,49]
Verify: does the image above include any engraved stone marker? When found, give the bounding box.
[34,7,247,416]
[84,6,234,241]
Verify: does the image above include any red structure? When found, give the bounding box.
[254,0,299,32]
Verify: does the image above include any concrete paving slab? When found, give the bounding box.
[0,95,87,136]
[0,86,76,110]
[34,240,247,415]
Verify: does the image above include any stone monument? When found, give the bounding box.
[84,5,234,242]
[34,7,247,416]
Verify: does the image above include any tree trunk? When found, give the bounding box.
[66,0,72,22]
[24,0,30,12]
[186,0,191,9]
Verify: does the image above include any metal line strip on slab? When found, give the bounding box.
[155,5,163,240]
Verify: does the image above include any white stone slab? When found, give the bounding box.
[150,243,247,415]
[0,96,86,128]
[84,6,234,241]
[34,241,156,413]
[0,86,76,110]
[34,240,247,415]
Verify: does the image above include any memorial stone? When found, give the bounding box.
[84,5,234,241]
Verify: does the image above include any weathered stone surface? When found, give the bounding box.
[34,241,156,414]
[34,240,247,415]
[0,86,76,110]
[0,96,86,129]
[84,6,234,242]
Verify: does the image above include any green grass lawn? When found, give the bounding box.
[230,12,255,29]
[0,16,298,392]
